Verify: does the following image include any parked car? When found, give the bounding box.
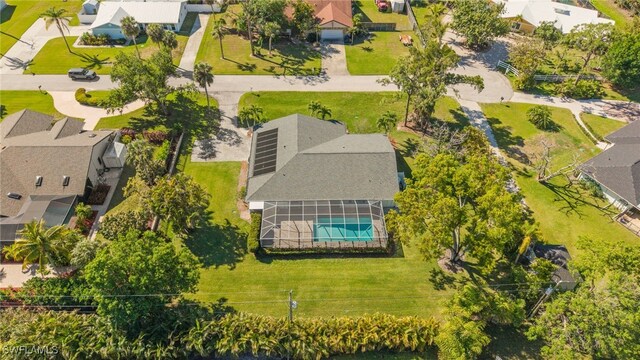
[375,0,388,12]
[68,68,97,80]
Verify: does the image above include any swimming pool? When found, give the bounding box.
[313,217,374,242]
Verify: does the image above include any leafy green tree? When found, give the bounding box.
[291,0,318,39]
[387,129,524,271]
[70,238,105,269]
[41,7,72,54]
[84,230,200,333]
[263,21,281,56]
[212,18,230,59]
[193,62,214,109]
[347,13,367,45]
[564,23,614,85]
[120,16,141,57]
[98,210,149,241]
[146,173,210,233]
[2,220,78,276]
[126,139,166,185]
[238,104,266,127]
[376,111,398,134]
[533,21,563,49]
[238,0,287,55]
[526,105,555,131]
[602,28,640,88]
[509,38,545,89]
[308,100,332,120]
[146,23,165,47]
[107,50,176,116]
[450,0,509,49]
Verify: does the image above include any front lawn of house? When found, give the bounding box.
[581,112,626,140]
[0,0,81,54]
[26,35,188,74]
[481,102,639,256]
[345,31,415,75]
[0,90,62,119]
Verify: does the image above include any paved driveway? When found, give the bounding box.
[321,40,349,76]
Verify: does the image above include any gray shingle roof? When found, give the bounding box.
[1,110,113,217]
[580,119,640,207]
[246,114,399,202]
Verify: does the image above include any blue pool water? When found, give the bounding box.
[313,217,374,242]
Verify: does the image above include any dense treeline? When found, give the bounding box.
[0,310,438,359]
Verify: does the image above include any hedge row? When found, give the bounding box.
[74,88,104,107]
[0,310,438,359]
[247,212,261,253]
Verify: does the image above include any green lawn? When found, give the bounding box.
[481,102,639,256]
[590,0,633,27]
[580,113,626,140]
[179,159,454,318]
[0,0,81,55]
[196,8,321,75]
[0,90,62,119]
[27,35,188,74]
[353,0,412,31]
[481,102,599,170]
[345,31,415,75]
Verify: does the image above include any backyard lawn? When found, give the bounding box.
[581,113,626,140]
[481,102,639,256]
[345,31,415,75]
[0,0,81,54]
[26,35,188,74]
[0,90,62,118]
[178,158,455,318]
[352,0,411,31]
[590,0,634,27]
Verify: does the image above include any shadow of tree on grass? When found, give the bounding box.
[184,219,247,270]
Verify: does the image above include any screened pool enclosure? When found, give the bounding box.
[259,200,389,250]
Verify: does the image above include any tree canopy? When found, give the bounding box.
[602,25,640,88]
[450,0,509,49]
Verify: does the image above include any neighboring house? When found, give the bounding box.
[246,114,400,250]
[525,244,580,291]
[90,1,188,39]
[494,0,614,34]
[580,120,640,211]
[306,0,353,41]
[78,0,100,24]
[0,110,126,252]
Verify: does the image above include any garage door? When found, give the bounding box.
[321,29,343,41]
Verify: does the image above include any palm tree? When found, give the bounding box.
[120,16,141,57]
[212,18,229,59]
[41,7,73,54]
[308,100,332,120]
[193,62,214,109]
[147,23,165,48]
[376,111,398,135]
[263,22,280,56]
[2,220,72,276]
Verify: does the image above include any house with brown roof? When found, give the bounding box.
[307,0,353,40]
[0,110,126,250]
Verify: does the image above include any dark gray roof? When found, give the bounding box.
[0,110,113,217]
[580,120,640,207]
[246,114,399,202]
[605,119,640,144]
[0,195,76,242]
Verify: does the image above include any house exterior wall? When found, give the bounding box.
[92,24,124,39]
[87,136,112,187]
[505,17,536,34]
[580,173,632,211]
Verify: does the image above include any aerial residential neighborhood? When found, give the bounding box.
[0,0,639,358]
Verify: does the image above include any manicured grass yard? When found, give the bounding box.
[581,112,626,140]
[196,7,321,75]
[0,0,81,55]
[353,0,411,31]
[0,90,62,119]
[590,0,633,27]
[345,31,415,75]
[178,157,455,318]
[481,102,639,256]
[27,35,188,74]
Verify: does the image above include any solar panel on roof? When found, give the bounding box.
[253,128,279,176]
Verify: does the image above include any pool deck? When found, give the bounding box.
[263,220,388,250]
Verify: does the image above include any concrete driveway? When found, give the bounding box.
[321,40,349,76]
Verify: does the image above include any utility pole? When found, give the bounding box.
[528,286,555,319]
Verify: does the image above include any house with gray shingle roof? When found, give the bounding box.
[580,120,640,211]
[246,114,400,251]
[0,110,126,250]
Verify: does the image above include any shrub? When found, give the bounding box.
[75,88,104,107]
[98,210,148,241]
[120,127,137,138]
[247,212,261,254]
[142,130,169,145]
[579,177,604,199]
[79,32,111,46]
[527,105,557,131]
[16,277,94,307]
[120,134,132,144]
[71,238,104,269]
[237,186,247,201]
[156,139,171,161]
[555,79,604,99]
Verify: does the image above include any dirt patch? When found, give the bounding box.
[437,248,466,274]
[236,161,250,221]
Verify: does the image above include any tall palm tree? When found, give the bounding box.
[2,220,71,276]
[193,62,214,109]
[41,7,73,54]
[212,18,229,59]
[121,16,141,57]
[263,22,280,56]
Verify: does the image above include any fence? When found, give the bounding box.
[496,60,520,76]
[362,22,397,31]
[185,4,222,13]
[533,74,599,82]
[405,0,426,46]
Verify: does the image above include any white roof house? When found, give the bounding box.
[494,0,614,33]
[90,1,187,38]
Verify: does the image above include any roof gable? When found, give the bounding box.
[0,109,53,141]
